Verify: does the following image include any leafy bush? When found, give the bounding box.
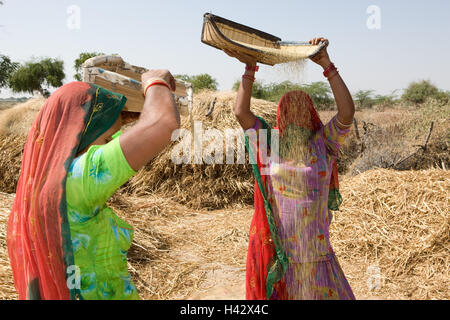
[353,90,375,109]
[175,74,218,93]
[373,92,398,108]
[232,80,335,110]
[402,80,448,105]
[302,82,334,110]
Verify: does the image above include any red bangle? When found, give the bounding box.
[245,65,259,72]
[242,75,255,82]
[323,63,337,78]
[327,69,339,80]
[144,81,170,96]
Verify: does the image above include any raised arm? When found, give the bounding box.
[309,37,355,129]
[224,49,259,130]
[119,69,181,171]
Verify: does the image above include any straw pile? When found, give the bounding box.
[0,98,43,137]
[331,169,449,299]
[1,169,448,300]
[0,92,276,208]
[0,192,17,299]
[107,193,251,299]
[0,98,44,193]
[125,90,278,209]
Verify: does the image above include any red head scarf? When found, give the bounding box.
[276,90,322,134]
[277,91,341,208]
[7,82,126,300]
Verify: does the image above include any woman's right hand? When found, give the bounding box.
[223,49,257,67]
[141,69,176,92]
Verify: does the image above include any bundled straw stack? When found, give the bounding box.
[0,192,17,299]
[125,90,278,209]
[0,98,44,193]
[0,93,276,207]
[331,169,449,299]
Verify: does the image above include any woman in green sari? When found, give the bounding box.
[7,69,180,300]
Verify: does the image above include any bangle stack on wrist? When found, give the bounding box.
[335,116,353,128]
[245,64,259,72]
[323,63,339,80]
[242,75,255,82]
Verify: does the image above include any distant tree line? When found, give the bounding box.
[352,80,449,109]
[0,52,449,107]
[233,78,450,110]
[232,80,335,110]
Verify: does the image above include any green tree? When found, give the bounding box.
[174,74,191,83]
[74,52,105,81]
[402,80,444,105]
[373,91,398,107]
[302,81,334,110]
[175,73,218,93]
[263,81,302,102]
[354,90,375,109]
[9,58,65,97]
[232,79,269,100]
[232,80,334,109]
[0,54,19,91]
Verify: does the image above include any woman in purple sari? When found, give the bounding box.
[225,37,356,300]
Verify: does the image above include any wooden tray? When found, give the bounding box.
[201,13,328,66]
[82,55,193,114]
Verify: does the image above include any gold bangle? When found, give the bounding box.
[335,116,353,128]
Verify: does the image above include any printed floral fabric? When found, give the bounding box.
[66,133,139,300]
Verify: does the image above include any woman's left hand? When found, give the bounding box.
[309,37,331,69]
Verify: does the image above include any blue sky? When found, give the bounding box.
[1,0,449,98]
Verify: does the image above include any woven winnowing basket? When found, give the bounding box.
[201,13,328,66]
[82,55,193,114]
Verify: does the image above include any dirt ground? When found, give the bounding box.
[1,191,386,300]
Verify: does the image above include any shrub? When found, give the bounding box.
[401,80,447,105]
[175,74,218,93]
[353,90,375,109]
[373,92,398,108]
[232,80,334,109]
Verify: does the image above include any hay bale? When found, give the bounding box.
[125,91,278,209]
[0,98,44,137]
[0,135,26,193]
[0,98,44,193]
[0,192,17,300]
[331,169,450,299]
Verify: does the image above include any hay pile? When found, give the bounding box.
[108,193,251,299]
[125,91,277,209]
[0,98,44,193]
[0,192,17,299]
[0,92,277,209]
[331,169,449,299]
[1,169,449,300]
[0,98,43,137]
